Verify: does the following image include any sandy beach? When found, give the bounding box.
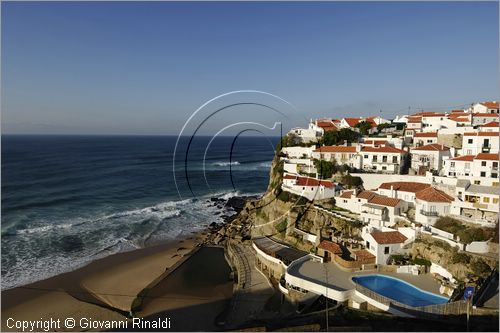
[1,230,233,331]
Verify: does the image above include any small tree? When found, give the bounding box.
[313,159,336,179]
[341,174,363,189]
[355,121,373,135]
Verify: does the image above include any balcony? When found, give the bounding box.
[482,145,491,153]
[419,210,438,217]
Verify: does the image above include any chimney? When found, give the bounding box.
[344,140,348,146]
[390,185,394,198]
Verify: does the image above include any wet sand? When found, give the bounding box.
[1,232,233,331]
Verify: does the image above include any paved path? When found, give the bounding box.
[225,242,276,328]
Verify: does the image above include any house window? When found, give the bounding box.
[384,247,390,254]
[474,180,481,185]
[451,162,455,167]
[492,173,498,178]
[494,198,499,204]
[484,197,490,203]
[364,155,368,158]
[481,171,486,177]
[393,156,398,163]
[494,162,498,168]
[366,241,370,248]
[373,156,378,162]
[482,161,487,167]
[468,139,473,144]
[382,155,388,162]
[382,166,387,170]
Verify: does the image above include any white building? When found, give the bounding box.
[413,132,438,146]
[335,190,377,214]
[360,195,407,228]
[360,146,408,174]
[462,132,499,155]
[311,146,361,169]
[421,113,447,132]
[468,101,499,114]
[377,181,431,207]
[414,187,454,226]
[410,144,451,175]
[479,121,499,132]
[442,155,474,177]
[281,146,316,159]
[451,179,499,226]
[471,113,499,126]
[362,228,408,265]
[282,174,337,201]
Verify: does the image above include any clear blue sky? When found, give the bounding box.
[2,1,499,135]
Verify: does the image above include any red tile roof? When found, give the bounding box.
[339,191,354,198]
[314,146,357,153]
[356,191,377,200]
[368,195,402,207]
[295,176,333,188]
[407,117,422,124]
[415,187,454,203]
[316,121,338,132]
[343,118,361,127]
[361,146,406,154]
[480,101,499,109]
[449,116,470,122]
[378,182,431,193]
[422,113,446,117]
[411,112,444,117]
[480,121,499,128]
[473,113,499,117]
[412,144,449,151]
[318,240,343,254]
[451,109,466,114]
[450,155,474,162]
[414,132,438,137]
[353,249,376,260]
[370,231,407,244]
[363,140,388,145]
[475,153,499,161]
[464,132,499,136]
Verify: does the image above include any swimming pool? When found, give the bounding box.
[352,274,449,307]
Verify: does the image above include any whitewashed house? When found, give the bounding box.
[360,195,407,228]
[421,113,447,132]
[442,155,475,177]
[414,187,454,226]
[479,121,499,132]
[461,132,499,155]
[362,228,408,265]
[413,132,438,146]
[410,144,451,175]
[311,146,362,169]
[377,181,431,207]
[451,179,499,226]
[360,146,408,174]
[335,190,377,214]
[281,174,337,201]
[281,146,316,159]
[471,113,499,126]
[468,101,499,114]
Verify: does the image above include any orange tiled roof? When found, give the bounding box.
[370,231,407,244]
[451,109,466,114]
[480,101,499,109]
[415,187,454,203]
[464,132,499,136]
[343,117,361,127]
[412,144,449,151]
[363,140,388,145]
[414,132,438,137]
[356,191,377,200]
[378,182,431,193]
[473,113,499,117]
[480,121,499,128]
[314,146,357,153]
[353,249,376,260]
[475,153,499,161]
[368,195,401,207]
[411,112,443,117]
[318,240,343,254]
[361,146,406,154]
[295,176,333,188]
[450,155,475,162]
[339,191,354,198]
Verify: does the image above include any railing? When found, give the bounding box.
[419,210,439,217]
[354,283,467,318]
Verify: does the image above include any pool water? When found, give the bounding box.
[352,274,449,307]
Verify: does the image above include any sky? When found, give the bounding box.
[2,1,499,135]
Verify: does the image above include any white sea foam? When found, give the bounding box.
[212,161,240,166]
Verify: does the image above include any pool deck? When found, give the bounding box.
[287,259,443,298]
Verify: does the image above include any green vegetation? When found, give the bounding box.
[451,252,470,264]
[355,121,373,135]
[341,174,363,188]
[319,128,360,146]
[434,216,491,243]
[377,123,392,132]
[275,219,288,234]
[277,190,290,202]
[313,159,336,179]
[411,257,432,266]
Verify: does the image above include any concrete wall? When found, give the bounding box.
[351,173,431,191]
[465,241,490,254]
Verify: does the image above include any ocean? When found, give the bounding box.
[1,135,278,289]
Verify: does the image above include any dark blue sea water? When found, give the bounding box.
[1,135,278,289]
